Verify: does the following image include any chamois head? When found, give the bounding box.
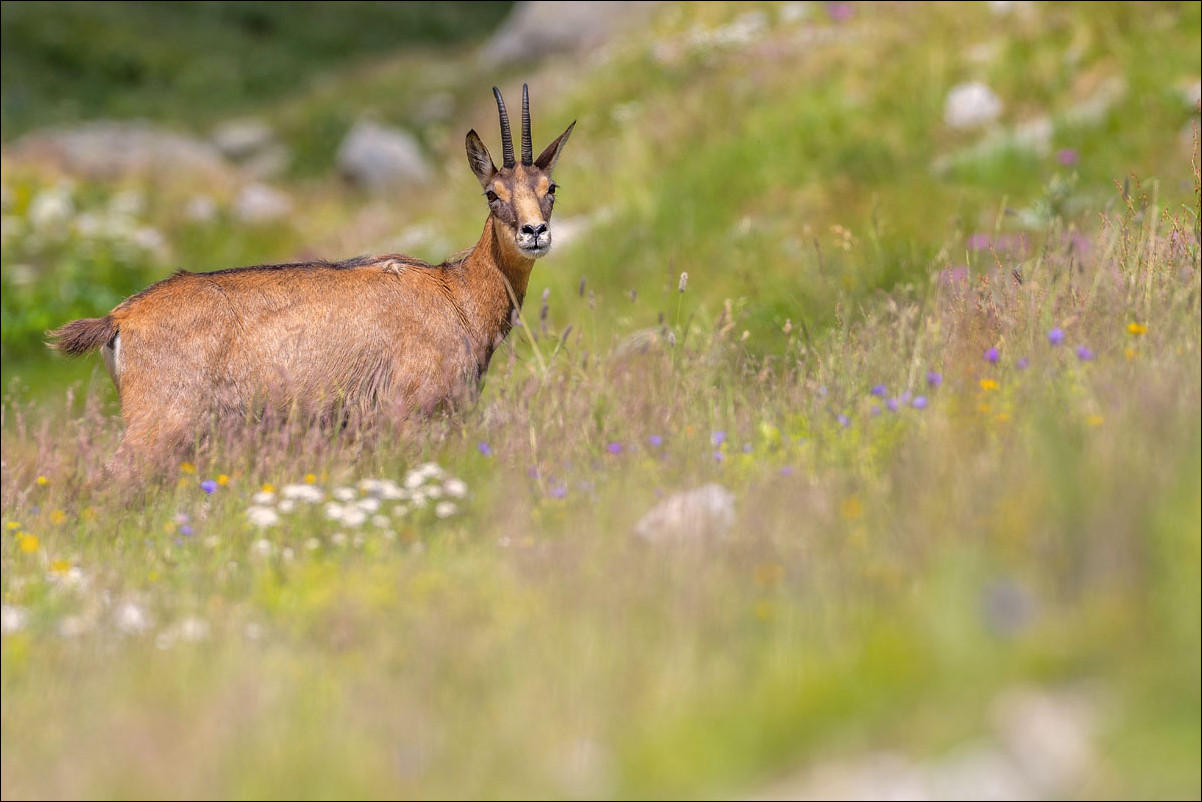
[465,84,575,260]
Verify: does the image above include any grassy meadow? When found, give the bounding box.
[2,2,1200,798]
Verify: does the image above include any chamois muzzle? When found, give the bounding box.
[517,222,551,255]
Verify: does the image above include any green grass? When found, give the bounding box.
[2,1,1200,798]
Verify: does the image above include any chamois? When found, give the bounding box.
[48,84,574,474]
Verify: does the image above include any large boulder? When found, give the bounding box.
[483,1,664,64]
[336,120,432,193]
[633,484,736,545]
[8,120,233,182]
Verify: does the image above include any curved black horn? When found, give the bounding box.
[521,83,533,165]
[493,86,515,169]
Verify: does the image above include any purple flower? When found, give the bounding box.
[870,405,882,416]
[180,525,194,536]
[968,233,992,251]
[648,435,663,448]
[1076,345,1094,362]
[870,384,887,397]
[836,414,850,428]
[742,443,753,453]
[912,396,928,409]
[712,450,724,462]
[549,484,567,499]
[1016,357,1030,370]
[886,398,900,412]
[200,480,218,494]
[1048,328,1065,346]
[711,431,727,446]
[926,371,943,388]
[478,441,492,457]
[1057,148,1079,166]
[780,466,794,476]
[985,347,1000,364]
[825,2,854,21]
[606,442,623,455]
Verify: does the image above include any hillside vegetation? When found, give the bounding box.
[2,2,1199,798]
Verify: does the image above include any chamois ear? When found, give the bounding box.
[465,129,497,189]
[534,120,575,174]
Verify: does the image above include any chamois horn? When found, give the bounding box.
[493,86,516,169]
[521,83,533,166]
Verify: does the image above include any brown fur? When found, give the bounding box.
[48,86,575,476]
[48,316,116,355]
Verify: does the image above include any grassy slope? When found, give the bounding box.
[2,1,1200,798]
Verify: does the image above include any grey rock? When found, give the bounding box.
[233,183,292,224]
[9,120,232,182]
[336,120,432,193]
[483,1,663,64]
[944,82,1003,130]
[633,484,735,545]
[211,118,276,160]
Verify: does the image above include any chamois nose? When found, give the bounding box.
[521,223,548,238]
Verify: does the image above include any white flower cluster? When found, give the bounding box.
[245,463,468,530]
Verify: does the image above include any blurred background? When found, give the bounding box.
[1,2,1199,799]
[3,1,1197,392]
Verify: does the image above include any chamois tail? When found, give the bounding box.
[47,316,116,356]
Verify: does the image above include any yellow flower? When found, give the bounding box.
[303,473,317,484]
[180,462,196,475]
[177,477,190,488]
[19,534,39,553]
[996,412,1011,423]
[1126,322,1147,335]
[36,475,48,486]
[50,559,71,573]
[5,521,20,531]
[49,510,67,525]
[754,600,777,620]
[1124,347,1136,360]
[261,483,276,494]
[840,497,863,520]
[216,474,230,487]
[1087,415,1104,427]
[980,379,999,391]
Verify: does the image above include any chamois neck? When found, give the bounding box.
[474,215,534,307]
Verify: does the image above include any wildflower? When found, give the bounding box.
[549,484,568,499]
[216,474,230,487]
[435,501,458,518]
[648,434,664,448]
[356,497,382,512]
[180,525,194,536]
[984,347,1000,364]
[478,441,493,457]
[1,604,29,635]
[825,2,854,22]
[251,539,274,558]
[36,475,48,486]
[870,405,882,416]
[261,483,276,494]
[371,515,390,528]
[1087,415,1104,427]
[968,232,992,251]
[779,466,794,476]
[1127,322,1147,335]
[280,484,323,503]
[1016,357,1030,370]
[980,379,999,391]
[19,534,39,553]
[1076,345,1095,361]
[870,384,887,397]
[340,508,367,528]
[926,371,942,388]
[50,510,67,525]
[247,507,280,527]
[840,497,863,520]
[333,487,357,501]
[711,431,727,446]
[912,396,928,409]
[200,480,218,494]
[742,443,753,453]
[114,602,150,635]
[180,462,196,475]
[1124,347,1136,360]
[607,442,624,455]
[444,478,469,498]
[303,473,317,484]
[50,559,71,573]
[5,522,19,531]
[678,272,688,292]
[836,414,850,428]
[886,398,900,412]
[713,450,724,462]
[251,490,276,505]
[1048,328,1065,346]
[1056,148,1079,166]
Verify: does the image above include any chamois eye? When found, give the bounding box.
[547,184,557,196]
[485,191,499,203]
